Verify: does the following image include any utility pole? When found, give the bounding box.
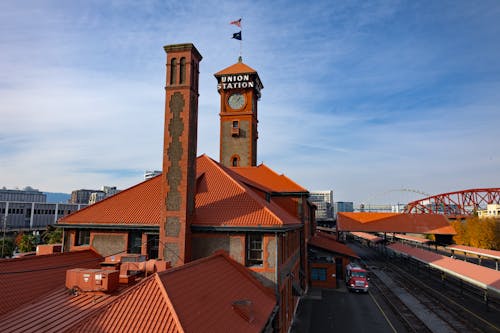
[1,215,6,257]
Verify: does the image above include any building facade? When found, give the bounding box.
[58,43,315,333]
[0,187,46,202]
[310,191,334,222]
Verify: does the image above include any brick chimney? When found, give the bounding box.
[159,43,202,266]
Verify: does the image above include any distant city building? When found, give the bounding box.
[359,203,392,213]
[88,191,105,205]
[71,186,120,205]
[70,189,95,204]
[310,191,334,221]
[144,170,161,180]
[1,187,86,231]
[391,203,406,213]
[334,201,354,218]
[478,204,500,219]
[0,187,46,203]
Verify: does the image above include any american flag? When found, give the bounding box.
[230,18,241,28]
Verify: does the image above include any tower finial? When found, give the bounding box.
[238,56,242,63]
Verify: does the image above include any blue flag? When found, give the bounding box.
[232,31,242,40]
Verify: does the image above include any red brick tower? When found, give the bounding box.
[215,58,263,167]
[160,43,202,266]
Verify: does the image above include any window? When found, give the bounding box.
[170,58,177,84]
[246,234,263,266]
[75,230,90,246]
[311,268,327,281]
[232,157,239,167]
[180,57,186,84]
[232,120,239,128]
[128,232,142,254]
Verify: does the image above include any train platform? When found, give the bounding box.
[387,242,500,295]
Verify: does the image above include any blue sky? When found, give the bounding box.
[1,1,499,206]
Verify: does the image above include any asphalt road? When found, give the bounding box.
[291,285,403,333]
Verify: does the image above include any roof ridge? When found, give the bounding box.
[201,156,291,225]
[257,164,307,192]
[201,155,247,193]
[58,175,161,223]
[215,251,277,299]
[153,274,185,332]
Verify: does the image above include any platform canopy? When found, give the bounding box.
[337,212,456,235]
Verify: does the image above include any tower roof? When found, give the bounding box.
[214,61,258,76]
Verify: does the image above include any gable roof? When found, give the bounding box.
[337,212,456,235]
[309,232,360,259]
[0,250,102,317]
[59,175,163,225]
[232,164,308,193]
[69,252,276,333]
[192,155,301,228]
[58,155,302,229]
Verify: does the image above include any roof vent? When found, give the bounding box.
[66,268,119,294]
[232,299,255,323]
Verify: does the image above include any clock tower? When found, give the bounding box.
[215,58,263,167]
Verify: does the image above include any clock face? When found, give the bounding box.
[228,93,246,110]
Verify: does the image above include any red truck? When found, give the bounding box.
[345,262,369,293]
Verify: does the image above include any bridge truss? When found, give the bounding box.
[404,188,500,218]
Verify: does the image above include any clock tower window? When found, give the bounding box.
[231,155,240,167]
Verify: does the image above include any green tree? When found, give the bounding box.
[17,233,36,253]
[42,226,63,244]
[1,237,15,258]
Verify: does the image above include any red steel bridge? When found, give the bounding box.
[404,188,500,218]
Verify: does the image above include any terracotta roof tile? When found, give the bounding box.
[193,155,301,227]
[232,164,308,193]
[158,252,276,332]
[59,175,163,225]
[71,252,276,333]
[309,233,360,258]
[337,212,456,235]
[0,250,102,317]
[69,275,182,333]
[0,287,118,333]
[59,155,301,229]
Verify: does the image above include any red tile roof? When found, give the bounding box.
[309,233,360,258]
[214,61,258,76]
[59,155,302,229]
[69,275,182,333]
[337,212,456,235]
[0,250,102,317]
[70,252,276,333]
[59,175,163,225]
[0,287,119,333]
[232,164,308,193]
[192,155,301,227]
[387,243,500,294]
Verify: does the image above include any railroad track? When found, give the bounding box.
[352,243,500,333]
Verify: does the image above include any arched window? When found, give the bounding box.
[231,155,240,167]
[180,57,186,84]
[170,58,177,85]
